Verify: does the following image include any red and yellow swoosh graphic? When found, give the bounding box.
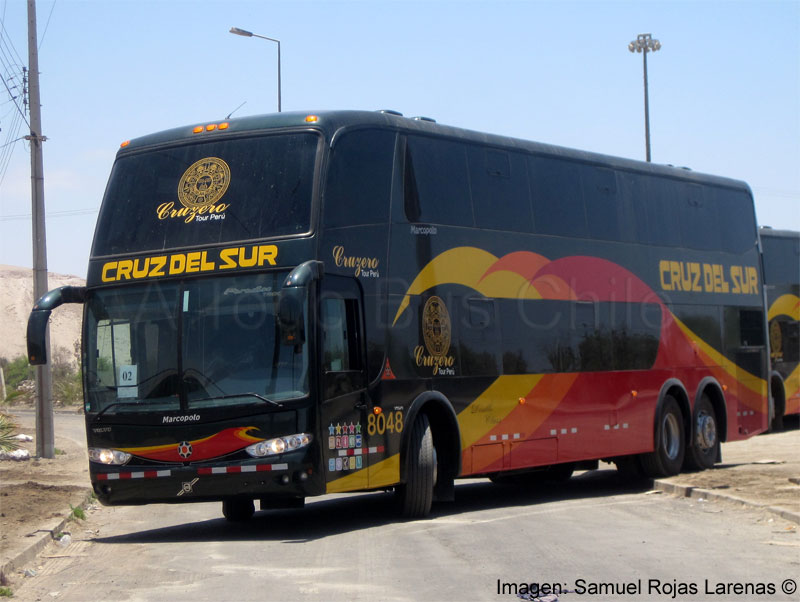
[768,294,800,322]
[119,426,263,463]
[769,294,800,413]
[330,247,768,488]
[396,247,768,454]
[393,247,662,325]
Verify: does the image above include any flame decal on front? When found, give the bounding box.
[119,426,263,463]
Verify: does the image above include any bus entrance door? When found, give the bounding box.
[320,279,370,492]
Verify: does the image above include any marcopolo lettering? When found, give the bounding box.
[162,414,201,424]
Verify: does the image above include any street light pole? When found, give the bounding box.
[230,27,281,112]
[628,33,661,162]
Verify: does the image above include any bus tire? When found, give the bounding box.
[544,463,575,482]
[684,395,720,471]
[614,455,647,481]
[396,413,434,518]
[222,498,254,522]
[641,395,685,478]
[770,378,785,432]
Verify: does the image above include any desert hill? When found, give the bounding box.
[0,265,84,366]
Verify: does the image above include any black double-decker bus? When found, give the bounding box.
[29,111,768,521]
[760,227,800,430]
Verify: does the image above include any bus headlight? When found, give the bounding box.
[246,433,313,458]
[88,448,132,465]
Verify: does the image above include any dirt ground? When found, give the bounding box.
[0,408,91,582]
[658,418,800,517]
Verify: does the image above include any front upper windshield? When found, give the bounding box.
[91,132,319,256]
[84,273,308,414]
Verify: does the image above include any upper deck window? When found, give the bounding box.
[323,129,395,228]
[92,132,320,256]
[404,136,473,227]
[762,233,800,284]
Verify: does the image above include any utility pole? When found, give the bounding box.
[27,0,54,459]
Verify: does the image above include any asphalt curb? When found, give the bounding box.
[0,488,94,585]
[652,478,800,525]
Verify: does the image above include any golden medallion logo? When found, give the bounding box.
[770,320,783,360]
[178,157,230,208]
[157,157,231,223]
[415,296,455,375]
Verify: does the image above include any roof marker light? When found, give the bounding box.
[120,140,130,148]
[193,122,230,134]
[305,115,319,123]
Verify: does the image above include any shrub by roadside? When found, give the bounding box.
[1,349,83,407]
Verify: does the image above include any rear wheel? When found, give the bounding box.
[770,380,785,432]
[544,462,574,482]
[641,395,685,478]
[222,498,254,522]
[614,455,647,481]
[396,413,435,518]
[684,395,720,471]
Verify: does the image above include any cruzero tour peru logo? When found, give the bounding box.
[415,296,455,376]
[157,157,232,223]
[332,245,380,278]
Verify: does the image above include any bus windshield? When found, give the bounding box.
[91,132,319,256]
[84,272,309,415]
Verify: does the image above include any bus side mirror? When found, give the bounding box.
[27,285,87,365]
[277,260,323,347]
[278,289,305,346]
[27,309,52,365]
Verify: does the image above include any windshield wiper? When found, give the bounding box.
[191,392,283,407]
[92,400,149,422]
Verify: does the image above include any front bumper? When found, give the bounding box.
[91,458,325,505]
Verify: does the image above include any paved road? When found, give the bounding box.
[13,460,800,602]
[11,408,86,451]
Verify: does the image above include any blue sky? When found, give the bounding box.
[1,0,798,276]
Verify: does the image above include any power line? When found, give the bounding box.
[0,207,99,221]
[0,107,23,185]
[0,14,30,132]
[38,0,55,49]
[0,15,24,65]
[0,66,28,126]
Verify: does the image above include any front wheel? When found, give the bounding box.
[222,498,254,522]
[684,395,720,471]
[396,413,435,518]
[770,382,785,432]
[641,395,685,478]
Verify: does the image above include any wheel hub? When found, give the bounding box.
[662,413,681,460]
[696,412,716,450]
